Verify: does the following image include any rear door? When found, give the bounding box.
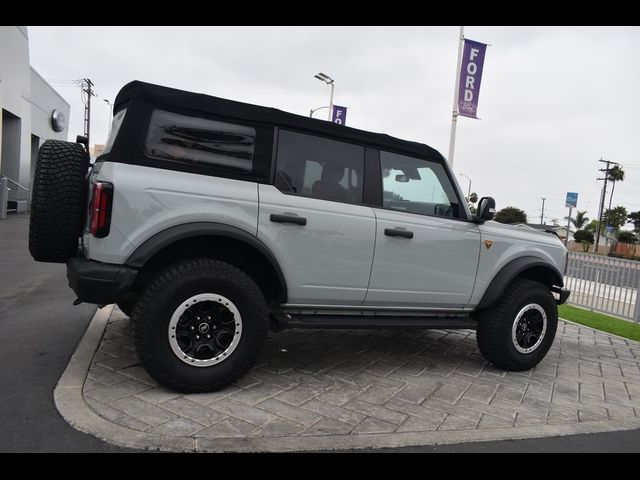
[364,151,481,308]
[257,130,376,306]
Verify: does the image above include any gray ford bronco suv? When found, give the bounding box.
[29,81,570,392]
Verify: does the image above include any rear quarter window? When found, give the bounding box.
[145,109,256,172]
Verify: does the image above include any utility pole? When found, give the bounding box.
[540,198,547,226]
[594,158,619,254]
[75,78,96,149]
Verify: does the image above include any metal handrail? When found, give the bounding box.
[1,175,29,192]
[564,250,640,323]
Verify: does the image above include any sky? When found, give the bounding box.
[27,26,640,228]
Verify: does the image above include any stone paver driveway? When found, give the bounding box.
[63,307,640,451]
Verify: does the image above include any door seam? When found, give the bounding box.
[362,207,378,305]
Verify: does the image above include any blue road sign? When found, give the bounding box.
[566,192,578,209]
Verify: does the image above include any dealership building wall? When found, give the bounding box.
[0,26,70,214]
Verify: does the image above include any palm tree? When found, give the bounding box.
[565,210,589,230]
[607,165,625,212]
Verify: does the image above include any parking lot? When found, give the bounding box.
[3,214,640,452]
[58,304,640,452]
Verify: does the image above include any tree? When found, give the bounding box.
[494,207,527,224]
[602,206,629,230]
[607,165,625,214]
[618,231,637,244]
[585,219,599,233]
[467,192,478,214]
[565,210,589,230]
[628,211,640,232]
[574,229,594,252]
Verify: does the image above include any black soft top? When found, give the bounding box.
[115,80,443,160]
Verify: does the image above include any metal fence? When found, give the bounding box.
[564,251,640,322]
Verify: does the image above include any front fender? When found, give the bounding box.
[476,256,563,309]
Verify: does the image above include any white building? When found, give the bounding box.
[0,26,70,215]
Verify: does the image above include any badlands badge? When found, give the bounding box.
[484,240,493,250]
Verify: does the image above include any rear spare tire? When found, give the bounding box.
[29,140,89,263]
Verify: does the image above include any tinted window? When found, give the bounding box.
[275,130,364,204]
[145,109,255,171]
[380,151,460,218]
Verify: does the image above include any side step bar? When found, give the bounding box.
[272,314,477,330]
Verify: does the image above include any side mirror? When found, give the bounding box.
[395,174,409,183]
[475,196,496,223]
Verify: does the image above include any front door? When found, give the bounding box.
[258,130,376,306]
[364,151,481,308]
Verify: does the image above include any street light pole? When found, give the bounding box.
[458,173,471,200]
[103,99,114,136]
[314,73,335,121]
[310,106,330,118]
[328,81,334,121]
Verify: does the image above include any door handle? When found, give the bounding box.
[270,214,307,226]
[384,228,413,239]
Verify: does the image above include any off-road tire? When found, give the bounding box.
[29,140,89,263]
[132,258,268,393]
[476,278,558,371]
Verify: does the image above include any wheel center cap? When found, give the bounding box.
[198,323,210,334]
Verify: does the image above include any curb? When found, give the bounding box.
[53,307,640,452]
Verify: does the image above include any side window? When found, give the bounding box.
[274,130,364,204]
[145,109,255,172]
[380,151,461,218]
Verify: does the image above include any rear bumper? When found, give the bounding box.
[66,257,137,305]
[551,286,571,305]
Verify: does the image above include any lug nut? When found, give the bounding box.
[195,335,200,340]
[206,334,211,339]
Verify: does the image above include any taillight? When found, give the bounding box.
[89,181,113,238]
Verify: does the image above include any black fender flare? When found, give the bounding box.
[125,222,287,302]
[476,256,563,309]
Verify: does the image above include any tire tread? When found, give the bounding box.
[476,278,557,371]
[132,258,268,393]
[28,140,89,263]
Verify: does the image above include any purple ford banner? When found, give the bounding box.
[458,39,487,119]
[331,105,347,125]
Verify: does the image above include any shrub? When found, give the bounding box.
[574,229,594,244]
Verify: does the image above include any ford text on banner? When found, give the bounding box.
[458,39,487,119]
[332,105,347,125]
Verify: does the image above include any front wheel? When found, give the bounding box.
[475,279,558,371]
[131,258,268,392]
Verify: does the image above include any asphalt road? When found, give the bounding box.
[1,214,638,452]
[567,256,640,289]
[0,215,134,452]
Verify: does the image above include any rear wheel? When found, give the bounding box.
[29,140,89,263]
[476,279,558,371]
[132,258,268,392]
